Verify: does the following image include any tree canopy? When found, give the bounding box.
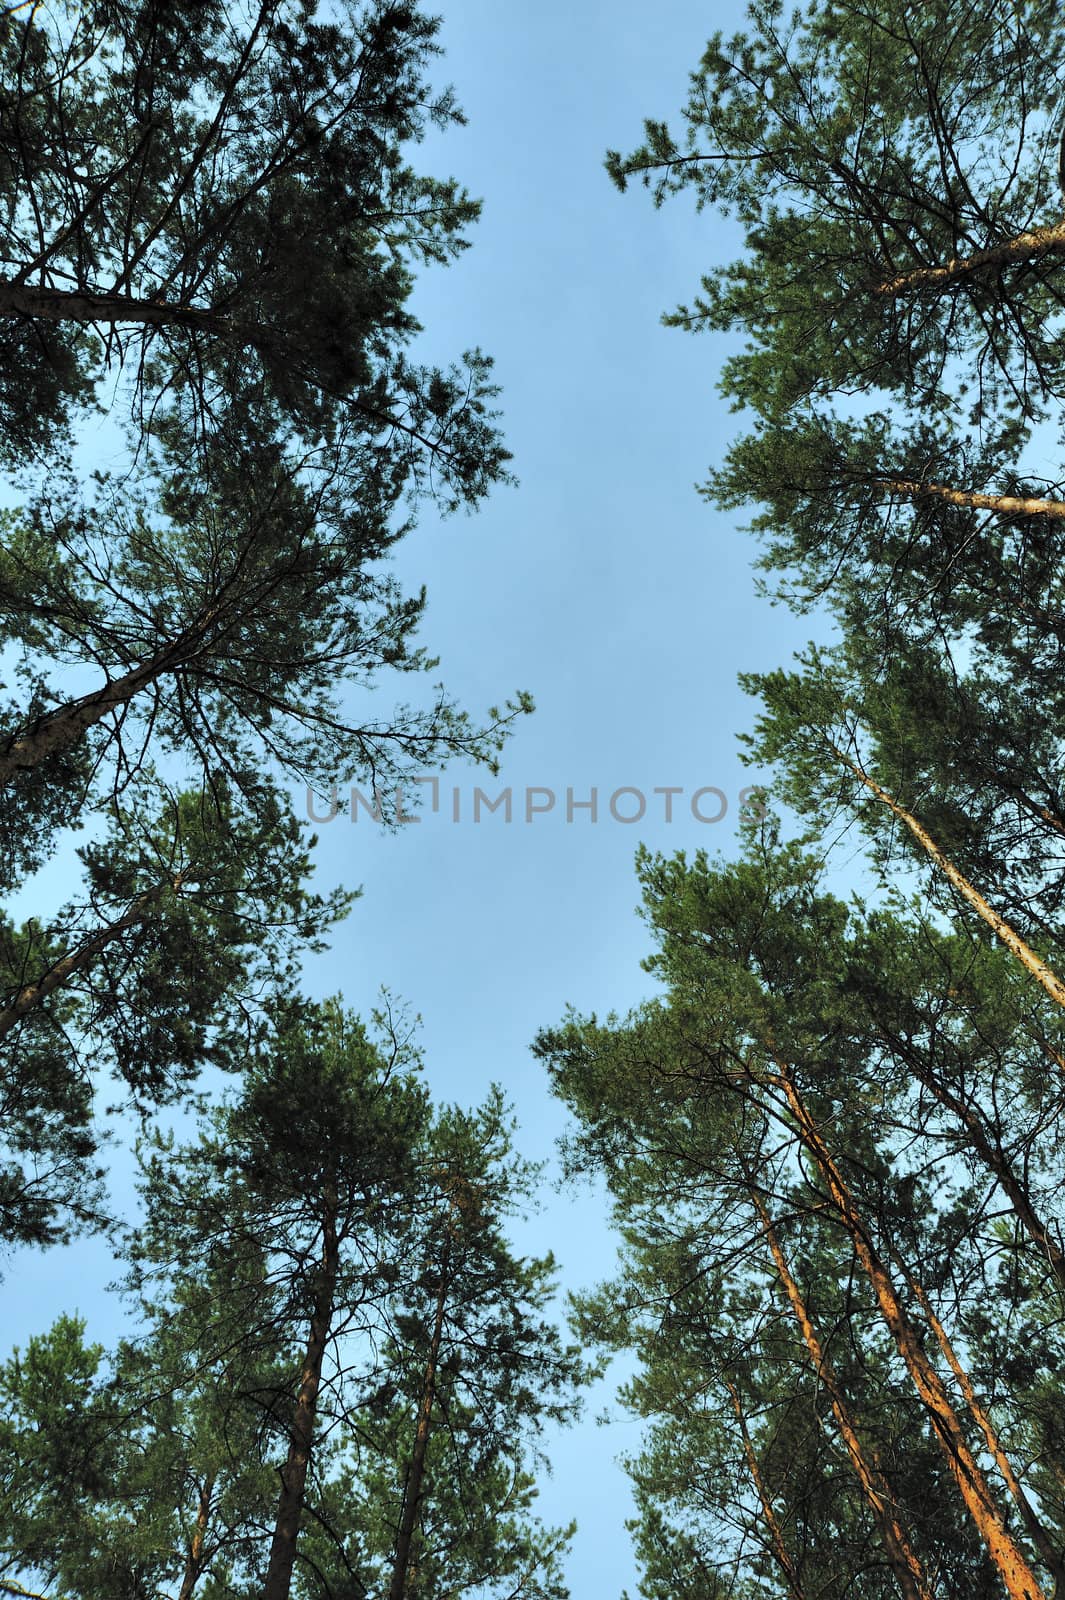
[12,0,1065,1595]
[537,828,1065,1600]
[0,0,527,1261]
[0,0,508,502]
[1,1001,589,1600]
[546,1,1065,1592]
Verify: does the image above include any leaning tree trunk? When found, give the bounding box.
[832,742,1065,1012]
[748,1188,935,1600]
[388,1236,451,1600]
[0,279,227,335]
[176,1474,215,1600]
[0,872,186,1041]
[900,1265,1064,1589]
[0,604,223,790]
[776,1062,1048,1600]
[263,1191,339,1600]
[875,476,1065,521]
[869,219,1065,298]
[725,1380,807,1600]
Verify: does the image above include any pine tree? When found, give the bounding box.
[536,827,1065,1597]
[0,0,508,505]
[84,1000,590,1600]
[0,0,528,911]
[311,1090,583,1600]
[607,0,1065,426]
[0,406,529,890]
[0,775,349,1249]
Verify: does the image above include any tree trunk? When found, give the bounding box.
[881,1030,1065,1292]
[0,608,221,789]
[388,1237,451,1600]
[869,219,1065,298]
[0,279,432,454]
[875,477,1065,521]
[776,1064,1048,1600]
[901,1268,1064,1589]
[176,1474,214,1600]
[832,743,1065,1012]
[748,1189,934,1600]
[0,279,226,335]
[725,1380,807,1600]
[263,1193,339,1600]
[0,873,185,1040]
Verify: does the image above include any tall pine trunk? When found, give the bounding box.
[388,1236,451,1600]
[748,1188,935,1600]
[0,610,222,789]
[832,743,1065,1011]
[0,874,184,1040]
[875,477,1065,521]
[776,1062,1048,1600]
[900,1266,1064,1588]
[263,1191,339,1600]
[176,1474,214,1600]
[869,220,1065,298]
[725,1380,807,1600]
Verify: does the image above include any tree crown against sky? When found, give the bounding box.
[0,772,352,1252]
[0,0,528,863]
[603,0,1065,983]
[0,0,528,1258]
[0,1000,590,1600]
[606,0,1065,427]
[604,0,1065,674]
[536,825,1065,1600]
[0,405,529,884]
[0,0,510,506]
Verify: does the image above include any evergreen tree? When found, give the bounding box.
[583,3,1065,1588]
[0,399,528,892]
[0,0,528,917]
[127,997,432,1599]
[53,1000,589,1600]
[0,1266,285,1600]
[0,0,528,1261]
[305,1090,583,1600]
[536,828,1065,1598]
[0,775,348,1250]
[606,0,1065,960]
[0,0,508,505]
[607,0,1065,426]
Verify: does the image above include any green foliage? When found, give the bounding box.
[582,1,1065,1592]
[743,639,1065,945]
[0,1286,287,1599]
[299,1088,585,1600]
[0,776,351,1250]
[609,0,1065,969]
[608,0,1065,425]
[0,0,509,501]
[0,0,529,1257]
[536,829,1065,1597]
[0,1004,588,1599]
[0,405,529,875]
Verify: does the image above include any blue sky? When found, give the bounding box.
[2,2,834,1593]
[308,1,823,1584]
